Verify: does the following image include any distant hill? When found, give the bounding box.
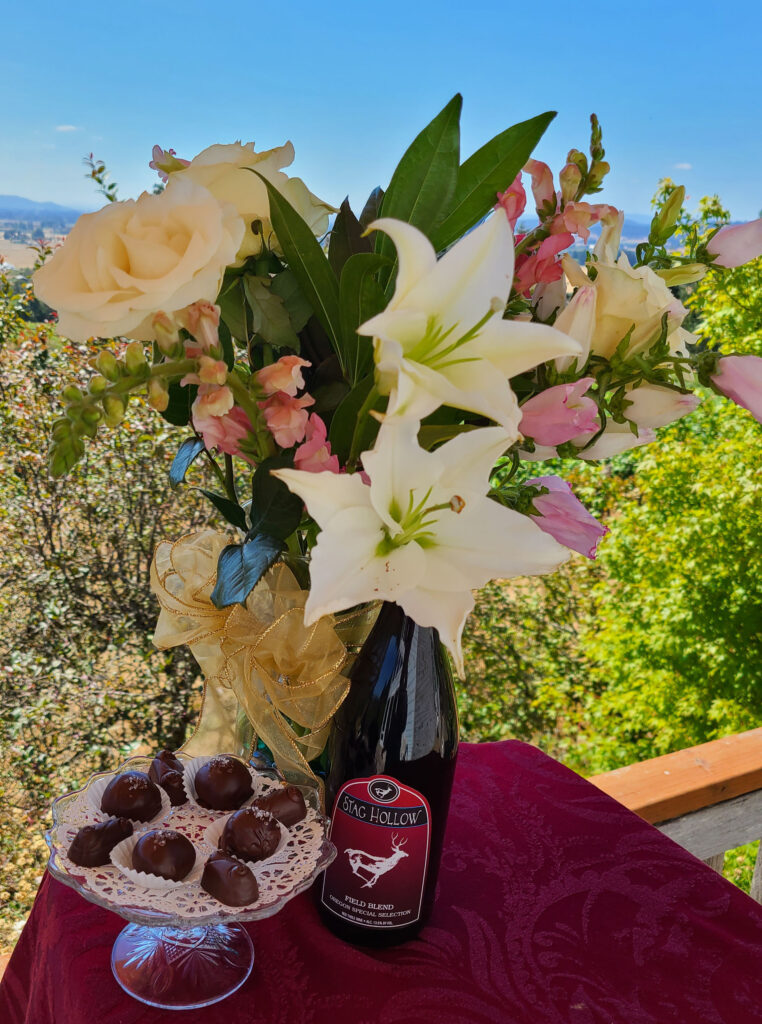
[0,195,82,223]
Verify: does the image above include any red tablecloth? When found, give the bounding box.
[2,740,762,1023]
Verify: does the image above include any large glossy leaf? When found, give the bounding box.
[217,276,249,343]
[249,455,304,539]
[270,270,313,333]
[161,379,196,426]
[243,276,301,350]
[328,199,372,276]
[251,173,342,356]
[432,111,556,251]
[199,489,248,531]
[339,253,388,385]
[376,94,462,272]
[169,437,204,488]
[359,187,384,230]
[210,535,282,608]
[329,374,381,464]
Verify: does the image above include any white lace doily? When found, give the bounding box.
[46,755,333,926]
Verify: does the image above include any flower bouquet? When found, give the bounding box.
[33,96,762,783]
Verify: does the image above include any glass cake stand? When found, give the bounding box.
[45,753,336,1011]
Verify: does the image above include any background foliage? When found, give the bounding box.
[2,204,761,948]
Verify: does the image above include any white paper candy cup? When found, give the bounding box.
[87,772,172,827]
[203,811,290,871]
[110,829,203,891]
[183,754,262,812]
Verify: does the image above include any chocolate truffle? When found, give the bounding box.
[252,785,307,827]
[201,851,259,907]
[101,771,162,822]
[193,755,253,811]
[68,817,133,867]
[149,749,187,806]
[132,829,196,881]
[219,807,281,863]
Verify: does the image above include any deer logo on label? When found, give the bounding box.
[344,833,408,889]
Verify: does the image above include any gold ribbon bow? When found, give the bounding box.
[150,530,376,801]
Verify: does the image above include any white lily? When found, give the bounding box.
[358,210,582,436]
[272,421,569,675]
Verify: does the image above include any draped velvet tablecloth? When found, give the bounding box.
[3,740,762,1024]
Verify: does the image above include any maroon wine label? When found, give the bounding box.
[321,775,431,929]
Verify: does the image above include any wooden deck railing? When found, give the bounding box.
[590,728,762,903]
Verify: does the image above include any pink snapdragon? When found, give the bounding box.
[519,377,598,445]
[514,233,574,295]
[524,159,556,216]
[551,202,620,243]
[526,475,608,559]
[294,414,340,473]
[260,391,315,448]
[711,355,762,423]
[177,301,221,354]
[707,218,762,268]
[192,402,255,462]
[256,356,311,397]
[496,174,527,230]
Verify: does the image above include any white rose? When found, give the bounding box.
[171,141,335,260]
[33,179,244,341]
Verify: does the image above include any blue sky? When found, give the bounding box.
[2,0,761,219]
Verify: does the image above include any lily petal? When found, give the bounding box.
[367,218,437,307]
[399,209,515,332]
[388,356,523,434]
[474,317,582,379]
[303,507,426,623]
[270,468,371,529]
[393,586,475,677]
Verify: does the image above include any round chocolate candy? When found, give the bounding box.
[193,755,253,811]
[101,771,162,822]
[132,829,196,881]
[219,807,281,863]
[149,749,187,806]
[68,817,133,867]
[201,851,259,907]
[251,785,307,827]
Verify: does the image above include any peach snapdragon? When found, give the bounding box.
[256,356,311,397]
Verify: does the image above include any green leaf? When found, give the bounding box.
[250,172,342,356]
[161,379,196,426]
[243,276,301,350]
[217,276,249,343]
[329,198,372,276]
[270,270,313,333]
[432,111,556,251]
[199,489,248,531]
[418,422,475,449]
[210,535,282,608]
[377,94,462,272]
[249,455,304,539]
[329,374,381,464]
[218,319,236,367]
[169,437,204,488]
[339,253,388,385]
[359,187,384,230]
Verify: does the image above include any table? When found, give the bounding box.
[3,740,762,1023]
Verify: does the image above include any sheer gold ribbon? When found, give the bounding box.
[150,530,376,801]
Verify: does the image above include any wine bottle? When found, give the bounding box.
[318,601,459,946]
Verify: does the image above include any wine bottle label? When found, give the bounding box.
[321,775,431,930]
